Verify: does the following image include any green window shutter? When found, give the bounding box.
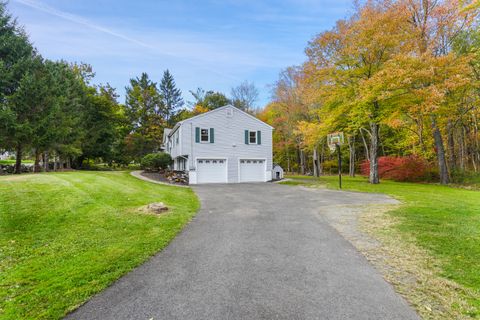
[210,128,214,143]
[244,130,249,145]
[195,127,200,143]
[257,130,261,145]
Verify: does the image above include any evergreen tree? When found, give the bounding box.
[124,73,163,158]
[0,2,36,173]
[159,69,183,126]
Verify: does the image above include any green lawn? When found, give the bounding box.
[0,171,199,319]
[0,160,33,165]
[284,174,480,315]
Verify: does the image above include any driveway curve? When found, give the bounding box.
[66,183,418,320]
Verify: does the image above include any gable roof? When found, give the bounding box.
[168,104,273,137]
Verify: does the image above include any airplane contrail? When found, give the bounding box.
[13,0,240,81]
[14,0,156,50]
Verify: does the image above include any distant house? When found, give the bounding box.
[0,151,12,160]
[163,105,273,184]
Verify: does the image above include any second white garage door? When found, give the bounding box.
[239,159,266,182]
[196,159,227,184]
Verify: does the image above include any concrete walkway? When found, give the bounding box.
[66,183,418,320]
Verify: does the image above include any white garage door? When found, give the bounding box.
[239,159,266,182]
[196,159,227,184]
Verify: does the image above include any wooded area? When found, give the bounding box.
[260,0,480,184]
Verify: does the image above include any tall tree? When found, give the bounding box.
[231,81,259,112]
[402,0,477,184]
[189,88,230,113]
[302,0,414,183]
[124,72,163,157]
[159,69,183,126]
[0,2,36,173]
[80,84,122,163]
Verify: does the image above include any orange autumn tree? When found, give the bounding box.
[301,0,414,183]
[259,67,311,173]
[399,0,478,184]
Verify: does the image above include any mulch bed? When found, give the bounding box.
[140,171,188,186]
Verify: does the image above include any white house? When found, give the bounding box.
[0,151,12,161]
[164,105,273,184]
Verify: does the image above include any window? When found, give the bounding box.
[201,128,209,142]
[249,131,257,144]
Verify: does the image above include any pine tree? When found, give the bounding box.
[159,70,183,126]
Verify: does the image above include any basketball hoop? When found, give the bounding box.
[327,132,344,189]
[327,132,344,153]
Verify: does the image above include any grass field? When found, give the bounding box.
[0,160,33,165]
[0,171,199,319]
[283,175,480,315]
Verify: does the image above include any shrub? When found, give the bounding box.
[361,155,434,182]
[141,153,172,172]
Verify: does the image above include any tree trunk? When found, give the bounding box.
[43,152,49,172]
[447,121,456,171]
[360,128,370,162]
[319,142,324,175]
[313,145,321,177]
[432,116,449,184]
[34,149,42,173]
[299,149,305,175]
[348,135,356,177]
[14,143,22,174]
[369,123,379,184]
[59,157,65,171]
[460,126,466,171]
[473,114,479,172]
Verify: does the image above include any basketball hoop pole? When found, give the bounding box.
[336,143,342,189]
[328,132,344,189]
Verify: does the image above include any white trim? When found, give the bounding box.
[194,156,228,184]
[248,130,258,144]
[238,157,267,183]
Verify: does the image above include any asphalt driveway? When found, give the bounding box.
[66,183,418,320]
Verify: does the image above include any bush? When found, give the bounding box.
[141,153,172,172]
[360,155,435,182]
[450,169,480,185]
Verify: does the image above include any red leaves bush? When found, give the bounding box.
[361,156,434,182]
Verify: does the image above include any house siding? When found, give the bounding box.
[178,106,273,183]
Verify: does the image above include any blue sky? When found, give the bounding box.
[8,0,353,108]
